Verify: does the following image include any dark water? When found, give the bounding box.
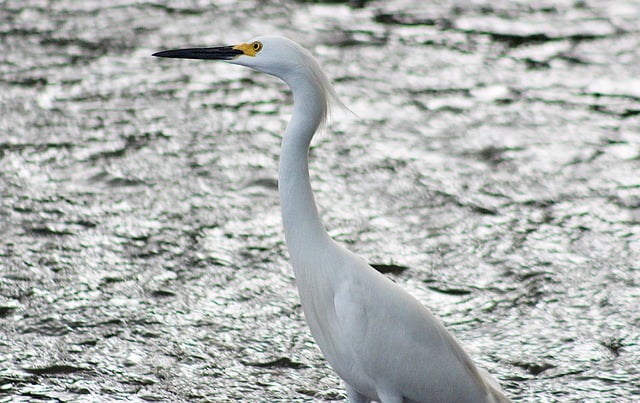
[1,0,639,401]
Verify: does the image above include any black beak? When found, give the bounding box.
[152,46,243,60]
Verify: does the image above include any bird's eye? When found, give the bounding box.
[252,41,263,52]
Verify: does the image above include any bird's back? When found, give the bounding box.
[302,242,507,402]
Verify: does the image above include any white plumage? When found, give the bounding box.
[154,36,510,403]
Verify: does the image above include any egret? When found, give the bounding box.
[154,36,510,403]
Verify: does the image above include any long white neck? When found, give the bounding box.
[278,69,332,273]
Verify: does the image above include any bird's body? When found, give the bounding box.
[154,36,509,403]
[295,242,502,402]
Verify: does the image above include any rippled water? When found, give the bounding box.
[1,0,639,401]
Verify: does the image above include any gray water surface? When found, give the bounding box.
[1,0,639,401]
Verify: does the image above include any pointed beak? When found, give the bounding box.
[152,46,243,61]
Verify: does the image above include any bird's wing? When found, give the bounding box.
[331,260,506,401]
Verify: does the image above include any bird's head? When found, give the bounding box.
[153,35,345,126]
[153,36,308,79]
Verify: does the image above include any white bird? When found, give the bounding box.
[154,36,510,403]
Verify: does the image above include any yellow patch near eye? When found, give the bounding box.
[232,41,262,57]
